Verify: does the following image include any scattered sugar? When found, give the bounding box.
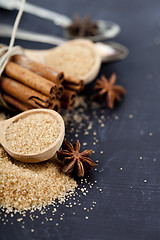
[17,218,23,222]
[0,146,77,212]
[129,114,134,119]
[83,142,87,146]
[0,96,106,225]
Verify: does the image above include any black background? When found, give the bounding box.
[1,0,160,239]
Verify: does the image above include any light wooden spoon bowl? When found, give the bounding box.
[24,39,102,85]
[0,109,65,163]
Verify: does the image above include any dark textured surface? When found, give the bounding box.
[0,0,160,239]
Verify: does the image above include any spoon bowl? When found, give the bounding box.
[24,39,102,85]
[0,109,65,163]
[64,20,121,42]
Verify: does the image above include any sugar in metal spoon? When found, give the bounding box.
[0,109,65,163]
[0,0,121,41]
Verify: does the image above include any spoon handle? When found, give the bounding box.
[0,0,72,27]
[0,24,65,46]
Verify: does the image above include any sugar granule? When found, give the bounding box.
[5,113,61,154]
[0,147,77,212]
[45,44,96,79]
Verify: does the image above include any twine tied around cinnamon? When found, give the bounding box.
[0,0,25,109]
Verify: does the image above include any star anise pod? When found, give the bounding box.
[67,15,98,37]
[57,140,97,177]
[93,73,126,109]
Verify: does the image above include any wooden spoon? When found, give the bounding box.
[24,39,102,85]
[0,109,65,163]
[24,39,128,84]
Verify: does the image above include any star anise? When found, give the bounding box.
[57,140,97,177]
[67,15,98,37]
[93,73,126,109]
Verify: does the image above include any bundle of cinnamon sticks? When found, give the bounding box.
[0,55,84,112]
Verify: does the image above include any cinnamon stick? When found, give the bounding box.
[64,77,84,86]
[2,93,33,112]
[13,55,64,84]
[0,77,51,108]
[3,93,61,112]
[48,100,61,112]
[4,62,57,98]
[60,89,77,109]
[63,77,84,92]
[62,82,83,92]
[56,84,64,99]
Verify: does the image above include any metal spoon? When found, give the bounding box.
[0,0,121,41]
[0,109,65,163]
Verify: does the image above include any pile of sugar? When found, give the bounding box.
[0,99,106,225]
[0,146,77,212]
[45,44,96,79]
[5,113,61,154]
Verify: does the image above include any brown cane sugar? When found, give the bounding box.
[44,41,96,79]
[0,112,77,213]
[5,113,61,154]
[0,146,77,212]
